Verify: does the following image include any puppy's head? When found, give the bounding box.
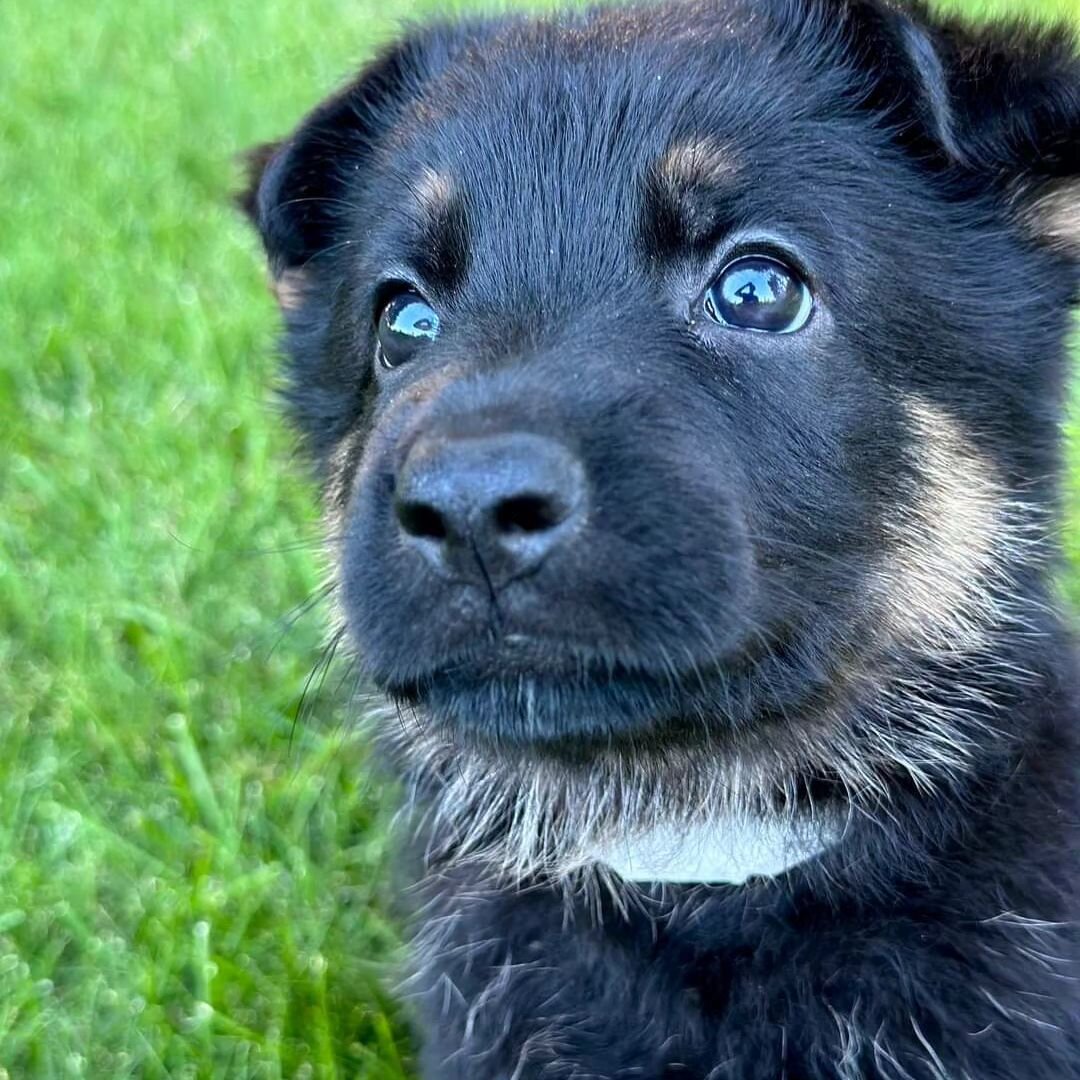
[244,0,1080,868]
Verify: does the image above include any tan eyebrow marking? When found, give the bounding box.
[654,135,739,192]
[646,136,740,251]
[411,166,454,217]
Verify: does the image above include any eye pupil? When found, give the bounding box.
[377,291,440,368]
[704,255,812,333]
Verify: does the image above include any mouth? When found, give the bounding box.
[382,635,727,748]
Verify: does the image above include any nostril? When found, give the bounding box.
[396,499,449,541]
[494,494,567,535]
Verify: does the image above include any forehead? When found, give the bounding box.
[369,12,893,296]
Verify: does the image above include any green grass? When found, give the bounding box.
[935,0,1080,16]
[0,0,1077,1075]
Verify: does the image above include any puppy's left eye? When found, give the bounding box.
[703,255,812,334]
[376,291,440,369]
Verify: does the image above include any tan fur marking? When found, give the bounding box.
[876,395,1004,654]
[655,136,738,191]
[269,266,307,311]
[323,426,365,545]
[412,166,454,216]
[1027,180,1080,254]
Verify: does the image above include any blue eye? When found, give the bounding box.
[703,255,813,334]
[377,291,440,368]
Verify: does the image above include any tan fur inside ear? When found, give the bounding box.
[1025,180,1080,254]
[269,266,308,311]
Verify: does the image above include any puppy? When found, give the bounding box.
[243,0,1080,1075]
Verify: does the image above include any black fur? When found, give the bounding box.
[243,1,1080,1076]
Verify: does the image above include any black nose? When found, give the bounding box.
[394,432,587,585]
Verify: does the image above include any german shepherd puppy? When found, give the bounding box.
[242,0,1080,1074]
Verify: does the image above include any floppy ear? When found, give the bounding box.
[239,28,461,295]
[924,11,1080,253]
[902,5,1080,254]
[828,0,1080,255]
[924,16,1079,178]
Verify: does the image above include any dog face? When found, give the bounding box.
[245,0,1080,862]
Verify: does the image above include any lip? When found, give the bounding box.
[388,633,639,682]
[372,621,786,748]
[386,659,699,748]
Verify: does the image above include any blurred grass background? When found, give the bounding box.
[1,0,1078,1075]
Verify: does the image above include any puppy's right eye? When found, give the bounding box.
[376,291,440,369]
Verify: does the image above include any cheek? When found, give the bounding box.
[724,350,861,536]
[323,426,368,546]
[325,361,474,521]
[723,353,903,621]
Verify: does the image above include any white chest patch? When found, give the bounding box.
[585,814,840,885]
